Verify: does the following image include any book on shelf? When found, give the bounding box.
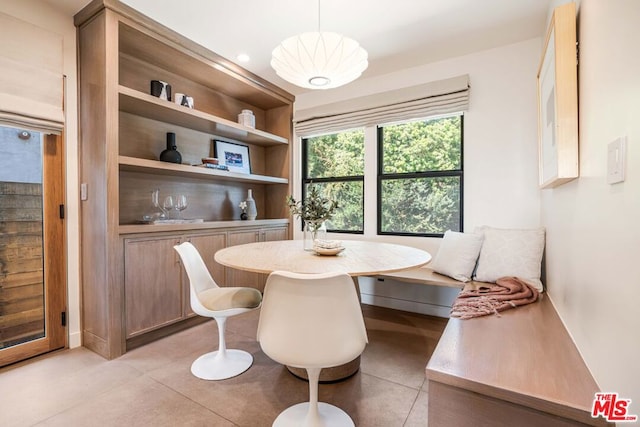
[195,163,229,171]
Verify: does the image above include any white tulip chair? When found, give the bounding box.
[257,270,368,426]
[174,242,262,380]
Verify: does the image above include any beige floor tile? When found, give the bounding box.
[34,375,235,427]
[119,321,214,373]
[321,371,421,426]
[147,343,292,426]
[404,390,429,427]
[0,348,143,427]
[360,306,446,389]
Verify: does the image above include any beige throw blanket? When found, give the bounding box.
[450,277,540,319]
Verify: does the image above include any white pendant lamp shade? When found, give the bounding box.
[271,31,368,90]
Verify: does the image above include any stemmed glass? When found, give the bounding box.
[175,194,188,219]
[163,195,174,219]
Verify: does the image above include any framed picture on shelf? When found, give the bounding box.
[536,2,578,189]
[214,140,251,174]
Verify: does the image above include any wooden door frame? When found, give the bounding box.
[0,132,67,366]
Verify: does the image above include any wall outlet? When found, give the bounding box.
[607,137,626,184]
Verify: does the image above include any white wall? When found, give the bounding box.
[542,0,640,406]
[0,0,81,349]
[295,38,543,315]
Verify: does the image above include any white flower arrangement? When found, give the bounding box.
[238,201,247,212]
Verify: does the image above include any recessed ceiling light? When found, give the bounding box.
[237,53,250,63]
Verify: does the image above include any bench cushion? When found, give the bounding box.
[474,226,545,292]
[430,230,484,282]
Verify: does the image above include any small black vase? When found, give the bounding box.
[159,132,182,164]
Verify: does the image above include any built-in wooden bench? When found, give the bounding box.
[426,295,611,426]
[377,266,471,288]
[379,266,609,426]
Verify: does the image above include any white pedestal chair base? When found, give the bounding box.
[190,349,253,380]
[273,402,355,427]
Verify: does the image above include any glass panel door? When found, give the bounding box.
[0,126,65,366]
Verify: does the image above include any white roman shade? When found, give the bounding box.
[294,74,469,137]
[0,12,64,134]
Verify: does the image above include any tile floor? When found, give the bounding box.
[0,304,447,427]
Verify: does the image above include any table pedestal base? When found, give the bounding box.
[286,356,361,382]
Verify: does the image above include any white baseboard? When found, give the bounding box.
[68,331,82,349]
[357,276,459,318]
[361,293,453,317]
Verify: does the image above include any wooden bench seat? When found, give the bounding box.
[377,266,476,288]
[377,265,607,425]
[426,295,611,426]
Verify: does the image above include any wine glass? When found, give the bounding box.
[163,195,174,219]
[175,194,188,219]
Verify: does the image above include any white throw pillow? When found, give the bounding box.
[430,230,484,282]
[474,226,545,292]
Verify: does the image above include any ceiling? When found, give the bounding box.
[50,0,552,95]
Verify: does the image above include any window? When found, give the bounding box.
[378,115,463,236]
[302,129,365,233]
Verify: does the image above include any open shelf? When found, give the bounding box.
[117,22,294,109]
[119,86,288,146]
[118,156,289,184]
[119,218,290,235]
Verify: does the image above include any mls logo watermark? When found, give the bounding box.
[592,392,638,422]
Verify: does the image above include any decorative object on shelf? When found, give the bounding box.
[271,0,367,90]
[198,163,229,171]
[160,132,182,163]
[142,188,168,222]
[245,189,257,220]
[237,109,255,128]
[175,194,188,219]
[287,183,338,251]
[201,157,219,165]
[239,201,248,220]
[214,140,251,174]
[150,80,171,101]
[537,2,578,189]
[163,195,175,219]
[145,218,204,225]
[174,93,194,108]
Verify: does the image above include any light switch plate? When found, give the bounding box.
[80,183,88,200]
[607,137,626,184]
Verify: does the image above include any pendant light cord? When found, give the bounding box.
[317,0,321,32]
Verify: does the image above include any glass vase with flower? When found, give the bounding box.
[287,183,338,251]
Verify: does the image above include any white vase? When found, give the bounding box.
[245,189,257,220]
[303,220,327,251]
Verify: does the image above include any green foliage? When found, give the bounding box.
[314,181,363,232]
[380,116,462,234]
[301,115,462,234]
[306,129,364,178]
[382,116,461,173]
[380,177,460,234]
[287,183,339,222]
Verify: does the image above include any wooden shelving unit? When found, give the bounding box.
[75,0,294,359]
[118,156,289,184]
[118,86,288,146]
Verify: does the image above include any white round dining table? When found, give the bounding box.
[214,239,432,382]
[214,239,431,276]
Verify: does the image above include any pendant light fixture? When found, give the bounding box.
[271,0,368,90]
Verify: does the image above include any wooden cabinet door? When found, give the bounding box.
[262,226,288,242]
[226,229,264,291]
[124,236,182,338]
[183,233,227,316]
